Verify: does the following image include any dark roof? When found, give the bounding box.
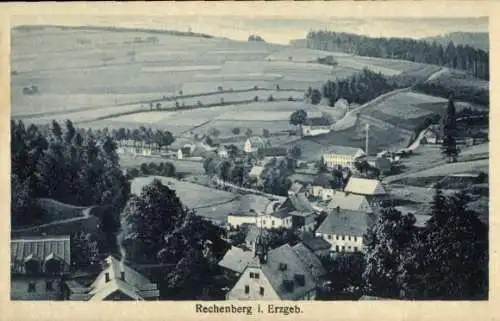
[288,210,315,218]
[270,209,292,219]
[258,147,287,157]
[302,236,332,252]
[316,210,377,236]
[305,117,332,126]
[179,147,191,155]
[281,193,314,212]
[259,244,319,300]
[292,243,327,279]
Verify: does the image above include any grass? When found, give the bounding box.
[130,176,237,209]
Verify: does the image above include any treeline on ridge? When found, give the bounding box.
[305,31,489,80]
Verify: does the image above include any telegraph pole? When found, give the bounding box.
[365,123,370,155]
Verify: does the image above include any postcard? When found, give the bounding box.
[0,1,497,321]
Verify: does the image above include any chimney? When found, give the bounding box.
[105,272,110,283]
[121,271,125,281]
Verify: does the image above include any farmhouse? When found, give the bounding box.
[315,208,377,253]
[301,117,332,136]
[218,246,254,276]
[244,136,268,153]
[256,210,293,229]
[422,124,443,144]
[64,256,159,301]
[117,140,154,156]
[227,195,274,229]
[325,191,372,213]
[322,146,366,169]
[301,235,332,258]
[288,182,304,196]
[226,232,323,300]
[177,144,211,160]
[218,146,229,158]
[11,235,71,300]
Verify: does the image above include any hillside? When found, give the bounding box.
[422,32,489,52]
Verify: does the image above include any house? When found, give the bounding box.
[288,210,317,232]
[244,136,267,153]
[291,243,327,281]
[117,140,154,157]
[64,256,159,301]
[315,208,377,253]
[177,144,211,160]
[422,124,442,144]
[280,192,315,213]
[227,194,274,229]
[226,232,323,300]
[334,98,349,110]
[301,117,332,136]
[322,146,366,169]
[11,235,71,300]
[177,145,193,159]
[256,210,293,229]
[245,225,261,248]
[218,146,229,158]
[325,191,372,213]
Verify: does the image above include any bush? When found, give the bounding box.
[253,85,259,90]
[268,95,274,102]
[232,128,241,135]
[254,96,259,102]
[288,96,294,101]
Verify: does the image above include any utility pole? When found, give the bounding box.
[365,123,370,156]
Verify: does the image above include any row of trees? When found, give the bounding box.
[124,162,177,180]
[306,31,489,80]
[11,120,130,231]
[364,189,488,300]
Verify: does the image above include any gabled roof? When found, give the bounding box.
[344,177,386,196]
[86,256,159,301]
[282,193,314,212]
[326,191,371,212]
[323,146,365,157]
[218,246,253,274]
[291,243,327,279]
[246,136,267,147]
[269,209,291,219]
[11,235,71,274]
[316,210,377,236]
[259,244,318,300]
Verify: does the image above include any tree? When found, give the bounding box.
[311,89,322,105]
[363,208,418,299]
[262,129,270,138]
[232,127,241,135]
[290,109,308,136]
[209,128,221,138]
[441,97,460,162]
[71,232,100,269]
[418,190,488,299]
[245,128,253,138]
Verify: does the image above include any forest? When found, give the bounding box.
[305,31,489,80]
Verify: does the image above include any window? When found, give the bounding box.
[348,236,351,241]
[255,273,260,279]
[327,234,331,240]
[354,247,358,252]
[46,281,54,292]
[336,235,339,240]
[342,236,345,241]
[28,282,36,293]
[262,220,266,225]
[353,236,357,242]
[249,272,254,278]
[272,220,275,226]
[342,246,345,252]
[335,245,339,252]
[260,287,265,296]
[245,285,249,294]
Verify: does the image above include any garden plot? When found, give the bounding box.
[130,176,237,209]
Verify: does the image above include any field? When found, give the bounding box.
[131,176,238,209]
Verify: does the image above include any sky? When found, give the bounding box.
[12,9,489,45]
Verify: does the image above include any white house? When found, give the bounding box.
[227,195,274,229]
[315,209,377,253]
[322,146,366,169]
[334,98,349,110]
[226,236,323,300]
[256,210,293,230]
[218,146,229,158]
[244,136,267,153]
[325,191,372,213]
[64,256,159,301]
[301,117,332,137]
[117,140,154,157]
